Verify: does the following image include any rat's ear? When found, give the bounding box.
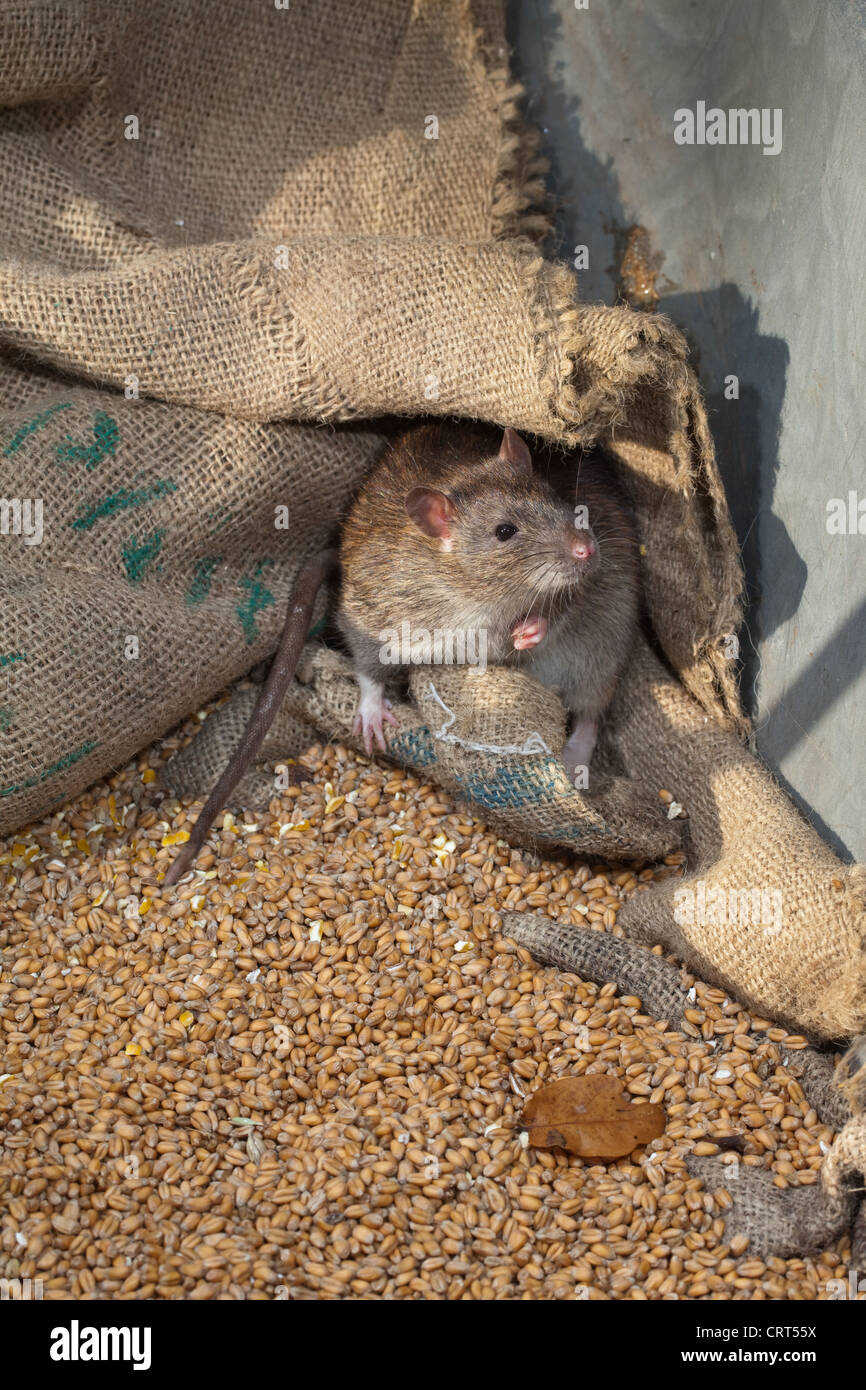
[405,487,457,539]
[498,427,532,474]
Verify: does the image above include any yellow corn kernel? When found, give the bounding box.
[279,820,310,834]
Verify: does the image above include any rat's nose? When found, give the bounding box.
[570,533,596,561]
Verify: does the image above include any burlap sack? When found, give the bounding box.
[0,359,384,827]
[503,909,694,1027]
[1,0,864,1061]
[227,643,683,861]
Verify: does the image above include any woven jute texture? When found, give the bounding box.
[160,679,322,810]
[611,643,866,1041]
[503,910,692,1028]
[1,0,864,1075]
[683,1094,866,1265]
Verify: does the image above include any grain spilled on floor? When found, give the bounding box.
[0,721,846,1300]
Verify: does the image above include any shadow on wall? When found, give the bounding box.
[506,0,859,861]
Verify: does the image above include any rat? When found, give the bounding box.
[338,420,641,774]
[163,421,639,886]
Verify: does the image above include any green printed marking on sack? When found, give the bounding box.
[56,409,119,471]
[0,650,26,668]
[453,758,568,811]
[0,738,98,800]
[2,402,72,456]
[71,478,177,531]
[122,530,163,583]
[0,707,13,732]
[236,560,275,644]
[186,556,223,606]
[390,727,437,769]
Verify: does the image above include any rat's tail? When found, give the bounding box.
[163,547,339,887]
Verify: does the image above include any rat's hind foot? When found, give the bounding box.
[511,615,549,650]
[353,674,398,755]
[563,717,598,781]
[353,702,397,756]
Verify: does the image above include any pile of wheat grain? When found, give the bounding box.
[0,717,847,1300]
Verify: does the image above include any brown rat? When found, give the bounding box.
[338,421,641,773]
[163,421,640,886]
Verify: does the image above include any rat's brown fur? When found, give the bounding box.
[338,421,640,728]
[163,422,641,884]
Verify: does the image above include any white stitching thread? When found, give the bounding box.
[426,681,553,757]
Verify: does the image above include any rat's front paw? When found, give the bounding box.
[511,615,549,651]
[353,689,398,755]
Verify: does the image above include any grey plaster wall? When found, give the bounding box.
[507,0,865,860]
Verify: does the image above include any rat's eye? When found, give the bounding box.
[495,523,518,541]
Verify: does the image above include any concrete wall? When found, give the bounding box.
[508,0,865,859]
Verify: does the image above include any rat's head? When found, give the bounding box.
[404,428,597,620]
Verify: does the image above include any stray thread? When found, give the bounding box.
[426,681,552,757]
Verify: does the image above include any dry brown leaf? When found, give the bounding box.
[522,1075,665,1160]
